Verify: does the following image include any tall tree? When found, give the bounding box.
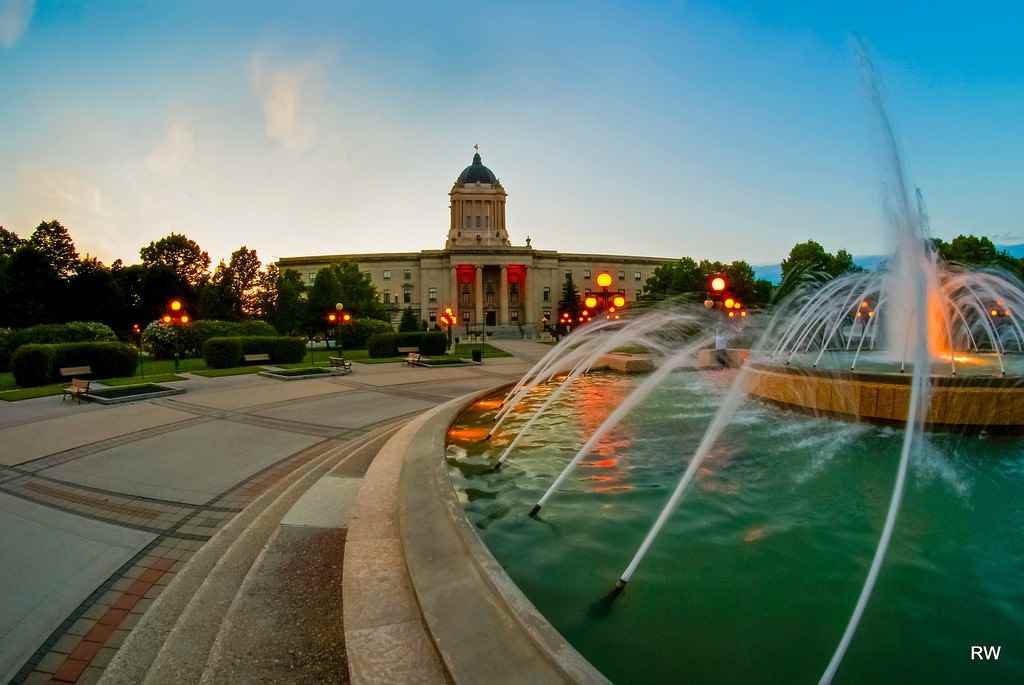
[305,267,341,332]
[29,220,79,278]
[201,246,262,320]
[328,262,387,320]
[780,240,859,283]
[559,273,581,324]
[2,245,65,326]
[642,257,771,305]
[0,227,23,258]
[140,233,211,289]
[70,257,125,326]
[267,268,305,335]
[399,307,420,332]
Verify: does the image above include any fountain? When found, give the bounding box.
[444,40,1024,685]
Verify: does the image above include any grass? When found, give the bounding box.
[0,384,67,401]
[452,343,512,358]
[101,373,187,386]
[192,365,265,378]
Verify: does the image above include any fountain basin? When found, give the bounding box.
[745,361,1024,429]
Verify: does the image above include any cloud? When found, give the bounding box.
[0,0,33,47]
[146,120,195,175]
[987,232,1024,244]
[250,54,321,152]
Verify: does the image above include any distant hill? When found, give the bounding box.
[753,244,1024,284]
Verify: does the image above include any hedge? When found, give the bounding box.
[367,331,447,357]
[336,319,393,350]
[202,336,306,368]
[144,319,279,359]
[0,329,12,372]
[367,333,398,358]
[2,322,118,371]
[11,342,138,387]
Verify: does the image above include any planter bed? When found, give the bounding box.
[258,366,349,381]
[83,383,185,404]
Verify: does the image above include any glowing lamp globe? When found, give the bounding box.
[585,296,598,309]
[613,295,626,308]
[162,315,172,323]
[170,300,182,312]
[711,277,726,292]
[596,272,613,288]
[724,297,735,309]
[180,315,190,324]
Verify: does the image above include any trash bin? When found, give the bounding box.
[471,349,483,363]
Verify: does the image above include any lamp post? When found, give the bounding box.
[131,323,143,378]
[163,299,190,372]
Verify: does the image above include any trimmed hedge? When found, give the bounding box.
[336,319,393,350]
[202,336,306,368]
[418,331,447,355]
[11,342,138,387]
[2,322,118,372]
[0,328,12,372]
[367,333,398,358]
[144,319,279,359]
[367,331,447,357]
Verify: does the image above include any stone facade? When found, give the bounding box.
[277,152,674,333]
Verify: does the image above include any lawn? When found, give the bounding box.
[452,343,512,358]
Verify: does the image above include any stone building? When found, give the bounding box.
[277,151,673,335]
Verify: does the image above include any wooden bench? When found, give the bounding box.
[60,366,93,403]
[328,356,353,373]
[243,353,271,364]
[397,346,418,354]
[404,353,424,367]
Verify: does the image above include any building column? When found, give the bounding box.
[499,265,509,325]
[474,266,484,327]
[449,266,459,312]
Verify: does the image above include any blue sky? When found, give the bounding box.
[1,1,1021,266]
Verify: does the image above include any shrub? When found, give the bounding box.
[395,332,424,349]
[337,319,393,350]
[418,332,448,355]
[203,337,243,368]
[12,321,117,349]
[145,319,279,358]
[236,320,277,336]
[52,342,137,378]
[11,342,137,387]
[202,336,306,368]
[11,345,55,387]
[142,321,184,359]
[367,333,398,358]
[0,328,12,372]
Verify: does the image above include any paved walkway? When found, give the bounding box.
[0,356,530,684]
[487,338,553,364]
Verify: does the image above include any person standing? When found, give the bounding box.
[714,328,729,367]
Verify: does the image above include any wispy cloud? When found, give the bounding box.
[146,119,195,175]
[250,54,321,152]
[0,0,33,47]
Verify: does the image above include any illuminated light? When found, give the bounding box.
[614,315,620,320]
[613,295,626,308]
[711,277,726,292]
[724,297,735,309]
[868,311,875,317]
[608,306,616,313]
[180,315,190,324]
[162,315,172,323]
[343,313,352,322]
[740,311,747,318]
[585,296,598,309]
[596,272,613,288]
[578,317,584,322]
[855,312,862,318]
[734,301,742,310]
[991,308,999,317]
[728,311,735,318]
[861,300,869,308]
[328,313,337,322]
[170,300,182,311]
[1005,309,1011,317]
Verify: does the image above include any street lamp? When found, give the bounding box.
[131,323,144,378]
[163,298,191,372]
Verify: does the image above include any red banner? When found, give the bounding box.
[506,264,526,284]
[456,264,477,285]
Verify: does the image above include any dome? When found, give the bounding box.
[456,152,498,185]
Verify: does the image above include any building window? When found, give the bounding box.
[510,283,520,307]
[564,270,572,281]
[484,216,489,228]
[485,284,495,307]
[543,287,551,302]
[403,286,412,304]
[403,269,412,281]
[383,270,392,280]
[428,287,438,303]
[306,272,315,284]
[461,284,472,307]
[618,270,625,280]
[429,311,437,324]
[383,289,390,304]
[584,269,592,279]
[510,310,519,322]
[465,216,471,229]
[634,271,642,281]
[543,310,551,322]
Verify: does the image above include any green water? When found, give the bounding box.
[446,371,1024,684]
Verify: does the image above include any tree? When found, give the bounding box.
[201,246,262,320]
[69,257,126,327]
[780,240,859,283]
[559,273,581,325]
[330,262,387,320]
[399,307,420,332]
[0,227,23,258]
[29,220,79,278]
[267,268,305,334]
[1,245,65,327]
[305,267,341,332]
[140,233,211,289]
[641,257,771,305]
[253,264,280,321]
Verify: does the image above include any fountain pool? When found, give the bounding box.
[446,371,1024,684]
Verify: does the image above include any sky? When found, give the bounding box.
[1,1,1022,268]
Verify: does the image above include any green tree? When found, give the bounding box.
[202,246,262,319]
[268,268,306,334]
[559,273,581,326]
[325,262,386,320]
[399,306,420,332]
[140,233,211,289]
[29,220,79,278]
[641,257,771,305]
[69,257,126,327]
[0,227,23,258]
[780,240,859,283]
[1,245,65,326]
[305,267,341,332]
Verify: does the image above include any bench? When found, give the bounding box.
[397,346,418,354]
[404,353,424,367]
[328,356,353,373]
[60,367,92,403]
[243,353,271,364]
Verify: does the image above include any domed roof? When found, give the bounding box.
[456,152,498,185]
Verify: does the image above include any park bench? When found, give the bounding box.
[397,346,418,354]
[243,353,271,364]
[328,356,353,374]
[60,366,93,403]
[404,352,424,366]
